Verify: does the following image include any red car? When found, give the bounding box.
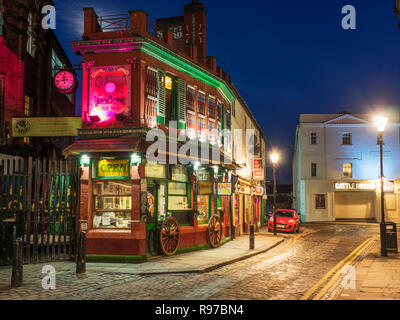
[268,209,301,233]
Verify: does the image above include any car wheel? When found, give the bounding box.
[296,226,300,233]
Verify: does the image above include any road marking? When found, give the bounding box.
[300,236,377,300]
[215,231,315,276]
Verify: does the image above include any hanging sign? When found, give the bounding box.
[96,159,130,179]
[198,182,213,195]
[217,183,232,196]
[254,186,264,196]
[253,158,264,181]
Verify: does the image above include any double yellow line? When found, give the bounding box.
[300,236,377,300]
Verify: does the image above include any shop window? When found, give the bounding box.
[311,132,317,145]
[197,195,210,224]
[315,194,326,209]
[342,132,352,145]
[311,163,317,178]
[343,163,352,178]
[171,165,188,182]
[92,181,132,229]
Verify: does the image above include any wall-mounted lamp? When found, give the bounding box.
[81,155,90,167]
[131,153,142,166]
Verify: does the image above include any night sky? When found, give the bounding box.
[53,0,400,184]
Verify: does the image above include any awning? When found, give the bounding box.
[63,137,143,156]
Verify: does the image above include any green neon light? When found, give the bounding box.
[140,41,235,103]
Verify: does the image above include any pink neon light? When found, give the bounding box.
[104,82,116,93]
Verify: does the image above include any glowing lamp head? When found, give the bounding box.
[131,153,142,165]
[270,153,279,165]
[80,155,90,167]
[374,115,388,133]
[104,82,116,93]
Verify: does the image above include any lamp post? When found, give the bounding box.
[375,115,388,257]
[270,153,279,236]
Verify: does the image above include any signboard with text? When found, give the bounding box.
[12,117,82,137]
[217,183,232,196]
[253,159,264,181]
[95,159,130,180]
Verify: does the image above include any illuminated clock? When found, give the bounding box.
[54,70,77,94]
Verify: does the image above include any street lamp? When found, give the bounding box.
[270,153,279,236]
[374,115,388,257]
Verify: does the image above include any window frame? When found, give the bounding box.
[315,194,326,210]
[342,132,352,145]
[311,163,317,178]
[343,163,353,178]
[91,180,133,230]
[311,132,317,145]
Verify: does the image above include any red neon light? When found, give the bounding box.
[88,65,131,124]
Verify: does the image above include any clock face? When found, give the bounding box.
[54,70,76,93]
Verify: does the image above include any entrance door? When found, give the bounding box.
[335,192,375,220]
[145,184,159,256]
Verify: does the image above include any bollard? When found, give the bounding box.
[249,224,255,250]
[11,238,23,288]
[76,232,86,274]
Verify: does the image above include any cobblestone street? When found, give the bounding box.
[0,223,380,300]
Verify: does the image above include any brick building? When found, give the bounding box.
[0,0,76,158]
[64,1,266,259]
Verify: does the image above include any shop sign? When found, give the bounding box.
[253,186,264,196]
[198,182,213,195]
[12,117,81,137]
[96,159,130,179]
[253,159,264,181]
[335,181,395,193]
[218,183,232,196]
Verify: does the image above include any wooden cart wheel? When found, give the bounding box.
[208,215,223,248]
[160,217,181,256]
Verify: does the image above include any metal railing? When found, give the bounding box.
[99,14,130,32]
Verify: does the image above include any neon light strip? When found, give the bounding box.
[72,38,235,103]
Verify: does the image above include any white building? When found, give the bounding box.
[293,112,400,223]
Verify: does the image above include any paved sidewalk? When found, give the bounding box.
[87,234,284,275]
[0,234,284,299]
[336,240,400,300]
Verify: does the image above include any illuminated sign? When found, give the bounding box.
[88,65,131,124]
[253,186,264,196]
[12,117,81,137]
[335,181,395,193]
[217,183,232,196]
[198,182,213,195]
[253,159,264,181]
[96,159,130,179]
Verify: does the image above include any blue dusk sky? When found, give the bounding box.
[53,0,400,184]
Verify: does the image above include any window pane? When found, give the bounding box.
[93,181,132,195]
[95,196,132,210]
[168,182,187,195]
[93,211,131,229]
[197,195,209,223]
[168,196,189,210]
[171,165,188,182]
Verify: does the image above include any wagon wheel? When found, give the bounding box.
[208,215,223,248]
[160,217,181,256]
